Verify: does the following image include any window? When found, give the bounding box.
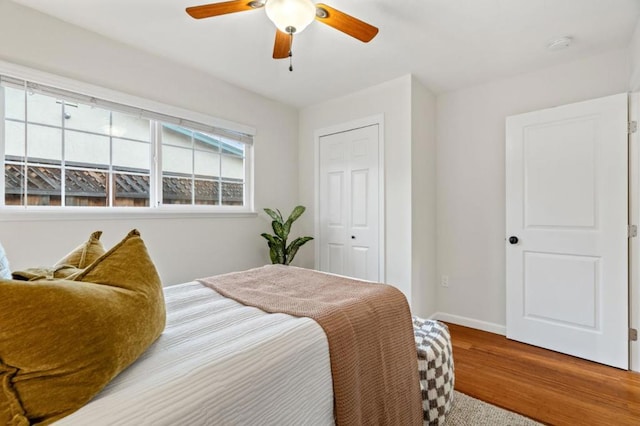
[1,75,253,211]
[161,124,246,206]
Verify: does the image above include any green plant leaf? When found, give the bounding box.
[268,243,279,264]
[263,233,285,264]
[289,236,313,248]
[281,219,292,240]
[261,232,278,244]
[285,236,314,265]
[274,243,286,264]
[287,205,306,223]
[283,205,305,241]
[272,221,286,240]
[264,208,283,223]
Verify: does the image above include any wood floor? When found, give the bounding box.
[447,323,640,425]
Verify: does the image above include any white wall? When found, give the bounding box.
[298,74,438,317]
[0,0,299,285]
[629,18,640,371]
[411,76,437,317]
[436,48,630,332]
[630,18,640,91]
[630,92,640,372]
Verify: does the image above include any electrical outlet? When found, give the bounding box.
[441,275,449,287]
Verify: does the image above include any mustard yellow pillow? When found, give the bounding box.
[55,230,105,269]
[11,231,103,281]
[11,265,80,281]
[0,229,166,425]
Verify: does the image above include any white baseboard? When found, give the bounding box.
[431,312,506,336]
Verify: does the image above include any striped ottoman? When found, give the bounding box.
[413,317,455,426]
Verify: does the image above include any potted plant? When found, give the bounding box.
[261,205,313,265]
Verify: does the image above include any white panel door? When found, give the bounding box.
[319,124,379,281]
[506,93,628,369]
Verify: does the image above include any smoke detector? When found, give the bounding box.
[547,36,572,51]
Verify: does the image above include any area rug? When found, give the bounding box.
[445,391,542,425]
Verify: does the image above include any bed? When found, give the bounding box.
[0,230,424,425]
[56,262,425,425]
[57,281,336,425]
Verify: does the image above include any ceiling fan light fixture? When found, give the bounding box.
[265,0,316,34]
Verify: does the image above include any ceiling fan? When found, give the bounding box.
[186,0,378,69]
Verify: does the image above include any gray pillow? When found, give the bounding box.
[0,242,10,279]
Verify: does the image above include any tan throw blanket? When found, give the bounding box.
[198,265,422,426]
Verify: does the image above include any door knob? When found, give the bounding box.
[509,236,519,244]
[351,236,355,239]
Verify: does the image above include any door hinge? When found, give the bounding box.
[629,225,638,238]
[631,328,638,342]
[630,121,638,134]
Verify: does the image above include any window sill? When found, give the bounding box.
[0,206,258,222]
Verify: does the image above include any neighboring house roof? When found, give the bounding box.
[4,163,242,203]
[162,124,244,157]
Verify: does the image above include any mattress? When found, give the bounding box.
[56,281,335,425]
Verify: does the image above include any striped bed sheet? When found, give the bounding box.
[56,281,335,425]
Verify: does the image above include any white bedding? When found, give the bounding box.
[56,281,335,425]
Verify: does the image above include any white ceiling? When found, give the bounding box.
[10,0,640,107]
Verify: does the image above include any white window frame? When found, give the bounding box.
[0,60,256,221]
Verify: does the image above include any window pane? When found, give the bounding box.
[4,163,24,205]
[220,152,243,206]
[221,153,244,180]
[162,124,193,148]
[194,133,221,153]
[27,92,62,127]
[194,149,220,177]
[114,173,150,207]
[221,181,243,206]
[113,138,150,171]
[27,165,61,206]
[194,178,218,205]
[27,124,61,162]
[162,145,192,175]
[220,138,245,155]
[65,130,109,167]
[65,168,107,207]
[162,175,192,205]
[112,112,150,142]
[64,103,111,135]
[4,87,25,121]
[5,121,25,159]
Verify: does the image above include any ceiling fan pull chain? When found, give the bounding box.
[289,32,294,72]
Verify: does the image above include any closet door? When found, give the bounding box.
[318,124,379,281]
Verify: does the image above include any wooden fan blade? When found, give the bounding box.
[186,0,261,19]
[314,3,378,42]
[273,30,291,59]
